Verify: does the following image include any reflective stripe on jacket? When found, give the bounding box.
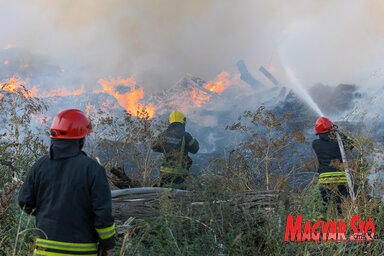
[18,139,116,252]
[33,238,98,255]
[96,224,116,240]
[319,171,347,184]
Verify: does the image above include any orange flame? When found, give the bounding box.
[0,77,18,93]
[0,77,36,98]
[98,77,155,118]
[0,79,86,99]
[189,71,233,106]
[190,89,211,107]
[203,71,231,93]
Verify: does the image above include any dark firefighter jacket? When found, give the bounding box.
[152,122,199,169]
[18,139,115,254]
[312,132,353,174]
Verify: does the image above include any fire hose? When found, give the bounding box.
[335,132,356,201]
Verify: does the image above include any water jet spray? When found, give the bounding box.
[284,66,324,117]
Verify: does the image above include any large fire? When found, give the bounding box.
[0,40,239,118]
[0,71,238,119]
[0,77,86,99]
[98,77,155,119]
[0,75,156,119]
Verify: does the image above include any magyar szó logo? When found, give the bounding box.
[284,215,376,242]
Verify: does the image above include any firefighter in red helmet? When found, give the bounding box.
[19,109,115,256]
[312,117,353,214]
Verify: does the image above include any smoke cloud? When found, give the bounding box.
[1,0,383,90]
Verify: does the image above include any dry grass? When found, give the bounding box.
[0,87,383,255]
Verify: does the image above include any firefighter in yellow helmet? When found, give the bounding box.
[152,110,199,189]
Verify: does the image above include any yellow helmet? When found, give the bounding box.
[169,110,186,124]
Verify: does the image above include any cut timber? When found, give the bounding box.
[112,187,280,220]
[111,187,189,198]
[236,60,263,87]
[259,66,280,86]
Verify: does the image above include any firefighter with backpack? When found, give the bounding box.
[152,110,199,189]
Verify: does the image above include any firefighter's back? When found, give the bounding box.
[312,133,342,173]
[33,150,102,243]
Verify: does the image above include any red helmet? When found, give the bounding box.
[315,117,334,134]
[50,109,92,139]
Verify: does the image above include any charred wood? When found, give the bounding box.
[259,66,280,86]
[236,60,263,87]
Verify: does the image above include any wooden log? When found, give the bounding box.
[112,187,190,198]
[237,60,263,87]
[259,66,281,86]
[112,188,281,221]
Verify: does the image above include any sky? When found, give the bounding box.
[1,0,384,91]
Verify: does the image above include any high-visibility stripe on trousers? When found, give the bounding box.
[160,166,188,175]
[33,238,98,256]
[319,171,348,185]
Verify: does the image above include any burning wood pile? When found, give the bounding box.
[148,72,235,114]
[0,51,288,130]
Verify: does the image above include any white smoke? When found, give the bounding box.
[0,0,384,91]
